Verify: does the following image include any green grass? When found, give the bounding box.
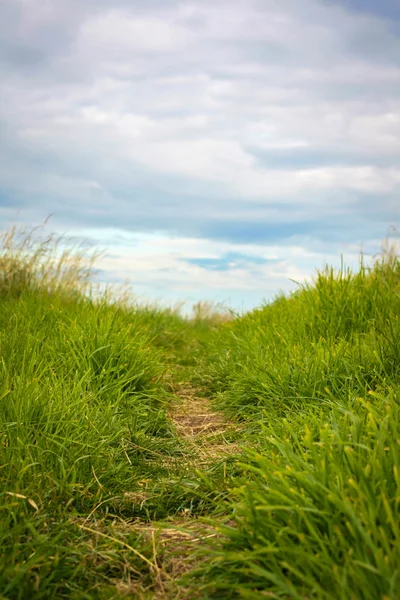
[0,226,222,598]
[196,392,400,599]
[191,246,400,599]
[1,224,400,599]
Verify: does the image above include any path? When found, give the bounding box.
[77,377,240,599]
[171,381,239,459]
[134,380,240,598]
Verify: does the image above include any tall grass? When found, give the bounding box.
[0,225,95,299]
[2,223,400,599]
[194,244,400,599]
[0,224,214,598]
[198,390,400,599]
[198,251,400,417]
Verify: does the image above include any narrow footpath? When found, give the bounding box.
[135,379,241,599]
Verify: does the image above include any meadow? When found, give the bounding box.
[0,225,399,599]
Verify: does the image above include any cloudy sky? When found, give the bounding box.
[1,0,399,310]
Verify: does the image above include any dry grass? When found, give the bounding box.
[104,383,241,598]
[191,300,234,324]
[124,518,218,599]
[64,381,239,598]
[70,515,217,599]
[0,223,96,298]
[170,382,242,460]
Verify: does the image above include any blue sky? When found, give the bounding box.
[0,0,399,310]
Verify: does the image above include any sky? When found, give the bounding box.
[0,0,399,311]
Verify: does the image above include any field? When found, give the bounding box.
[1,225,399,599]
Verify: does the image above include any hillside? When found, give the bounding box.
[1,226,399,599]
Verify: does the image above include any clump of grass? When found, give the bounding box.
[0,223,95,299]
[198,246,400,418]
[192,301,233,324]
[197,389,400,599]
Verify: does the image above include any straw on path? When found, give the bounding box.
[131,381,241,598]
[169,382,239,459]
[82,380,240,599]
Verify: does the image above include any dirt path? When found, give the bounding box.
[81,380,239,599]
[134,381,240,599]
[170,381,239,459]
[172,385,227,438]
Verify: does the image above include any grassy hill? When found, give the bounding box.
[1,225,399,599]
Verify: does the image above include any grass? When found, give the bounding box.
[1,223,400,599]
[195,393,400,599]
[191,244,400,599]
[0,225,223,598]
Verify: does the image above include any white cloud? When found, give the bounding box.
[59,227,383,310]
[79,10,192,54]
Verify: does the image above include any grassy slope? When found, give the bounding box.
[0,228,222,599]
[194,255,400,599]
[1,226,399,599]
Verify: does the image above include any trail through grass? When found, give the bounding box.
[120,379,240,598]
[1,224,400,599]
